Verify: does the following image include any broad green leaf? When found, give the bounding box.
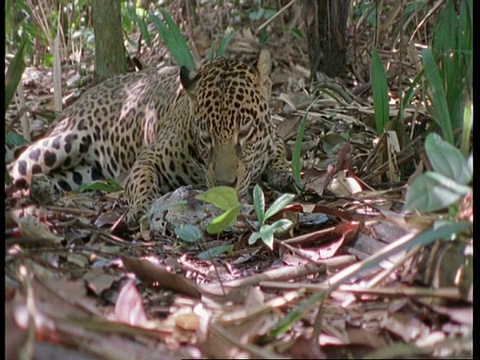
[259,224,274,249]
[371,46,389,135]
[198,245,234,260]
[263,8,277,20]
[5,37,27,111]
[422,49,454,144]
[196,186,239,211]
[77,179,123,193]
[174,224,203,243]
[270,219,294,234]
[206,204,241,234]
[248,231,262,246]
[404,171,471,212]
[249,8,265,20]
[253,184,265,224]
[425,133,471,185]
[264,193,295,221]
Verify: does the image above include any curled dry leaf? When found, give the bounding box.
[114,279,148,326]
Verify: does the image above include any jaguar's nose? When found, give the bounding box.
[216,177,238,188]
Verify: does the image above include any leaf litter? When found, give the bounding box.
[5,2,472,359]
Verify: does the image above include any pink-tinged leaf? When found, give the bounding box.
[114,279,148,326]
[318,221,361,259]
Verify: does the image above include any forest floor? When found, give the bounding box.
[5,4,472,359]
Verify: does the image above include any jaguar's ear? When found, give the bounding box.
[255,49,272,100]
[256,49,272,80]
[180,66,199,99]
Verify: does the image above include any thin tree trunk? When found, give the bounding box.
[301,0,351,79]
[92,0,126,83]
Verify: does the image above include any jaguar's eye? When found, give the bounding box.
[238,124,253,143]
[198,133,212,146]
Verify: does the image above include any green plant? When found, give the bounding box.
[208,26,235,61]
[404,132,472,213]
[423,0,472,146]
[77,179,123,193]
[124,6,151,47]
[148,9,194,69]
[248,184,295,249]
[291,96,322,192]
[5,38,27,112]
[371,46,389,135]
[196,186,242,234]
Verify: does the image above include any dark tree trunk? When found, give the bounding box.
[92,0,126,83]
[301,0,351,79]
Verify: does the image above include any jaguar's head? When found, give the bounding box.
[180,49,275,196]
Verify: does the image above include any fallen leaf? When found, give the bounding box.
[114,279,148,326]
[175,313,200,331]
[121,255,202,298]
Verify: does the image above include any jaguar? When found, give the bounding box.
[7,49,294,224]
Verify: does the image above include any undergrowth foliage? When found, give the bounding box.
[4,1,473,358]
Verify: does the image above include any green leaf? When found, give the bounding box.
[371,46,390,135]
[284,26,303,40]
[174,224,203,243]
[148,10,194,69]
[264,193,295,220]
[249,8,265,21]
[196,186,239,211]
[259,224,274,249]
[422,49,454,144]
[77,179,123,193]
[214,26,235,58]
[197,245,234,260]
[248,232,262,246]
[5,165,11,183]
[404,171,471,212]
[292,97,320,191]
[124,7,151,47]
[5,37,27,111]
[206,205,241,234]
[268,221,470,339]
[253,184,265,224]
[5,132,29,147]
[425,133,471,185]
[270,219,293,234]
[461,100,473,157]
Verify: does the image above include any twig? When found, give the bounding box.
[202,255,356,292]
[256,0,295,34]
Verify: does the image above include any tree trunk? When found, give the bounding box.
[301,0,351,79]
[92,0,126,83]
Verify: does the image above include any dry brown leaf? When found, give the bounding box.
[83,269,119,296]
[290,334,326,359]
[121,255,202,298]
[114,279,148,326]
[17,216,63,245]
[382,312,430,343]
